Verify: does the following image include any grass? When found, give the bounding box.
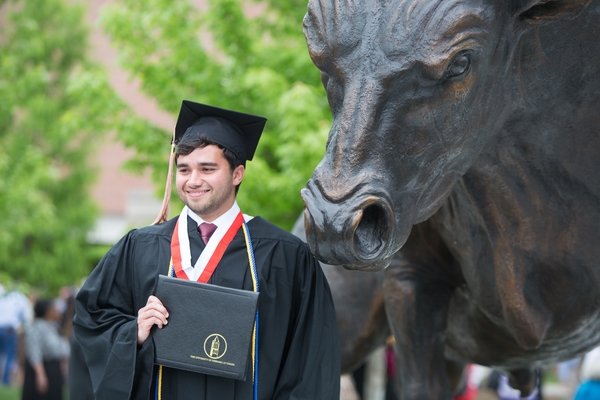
[0,385,21,400]
[0,385,70,400]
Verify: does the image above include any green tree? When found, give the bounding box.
[0,0,159,292]
[101,0,331,229]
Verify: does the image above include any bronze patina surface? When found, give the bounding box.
[301,0,600,398]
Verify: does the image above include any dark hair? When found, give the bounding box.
[34,298,54,319]
[176,138,244,193]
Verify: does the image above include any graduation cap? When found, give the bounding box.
[175,100,267,163]
[152,101,267,225]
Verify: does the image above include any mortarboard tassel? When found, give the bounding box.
[152,129,177,225]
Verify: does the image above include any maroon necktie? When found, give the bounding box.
[198,223,217,244]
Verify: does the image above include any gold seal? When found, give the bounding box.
[203,334,228,359]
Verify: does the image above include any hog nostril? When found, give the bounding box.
[353,203,388,258]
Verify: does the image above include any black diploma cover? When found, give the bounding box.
[152,275,259,381]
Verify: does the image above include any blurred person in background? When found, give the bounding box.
[486,369,543,400]
[62,285,94,400]
[573,346,600,400]
[0,284,33,386]
[22,298,69,400]
[556,357,581,398]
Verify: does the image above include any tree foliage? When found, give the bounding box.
[0,0,158,292]
[0,0,328,292]
[100,0,331,229]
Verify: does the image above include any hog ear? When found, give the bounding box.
[517,0,592,25]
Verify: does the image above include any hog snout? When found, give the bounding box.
[301,179,395,270]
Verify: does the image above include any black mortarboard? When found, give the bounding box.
[174,100,267,162]
[153,100,267,225]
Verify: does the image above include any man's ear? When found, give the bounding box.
[233,165,245,186]
[517,0,592,26]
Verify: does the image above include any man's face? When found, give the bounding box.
[175,145,244,221]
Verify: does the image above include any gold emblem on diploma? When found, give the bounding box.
[203,334,227,359]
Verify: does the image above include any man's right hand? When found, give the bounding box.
[137,295,169,345]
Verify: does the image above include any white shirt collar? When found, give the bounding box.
[186,201,253,229]
[187,201,241,229]
[179,201,252,281]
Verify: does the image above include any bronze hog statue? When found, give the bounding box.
[301,0,600,398]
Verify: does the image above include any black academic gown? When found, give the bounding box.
[73,216,340,400]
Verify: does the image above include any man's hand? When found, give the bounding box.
[137,295,169,345]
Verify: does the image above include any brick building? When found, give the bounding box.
[85,0,174,244]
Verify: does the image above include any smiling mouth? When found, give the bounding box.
[187,189,210,197]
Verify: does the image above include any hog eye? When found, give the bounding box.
[446,53,470,78]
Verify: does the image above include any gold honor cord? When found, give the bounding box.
[242,221,260,400]
[156,222,259,400]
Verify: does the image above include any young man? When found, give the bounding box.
[73,101,340,399]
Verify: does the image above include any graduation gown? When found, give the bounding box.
[73,216,340,400]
